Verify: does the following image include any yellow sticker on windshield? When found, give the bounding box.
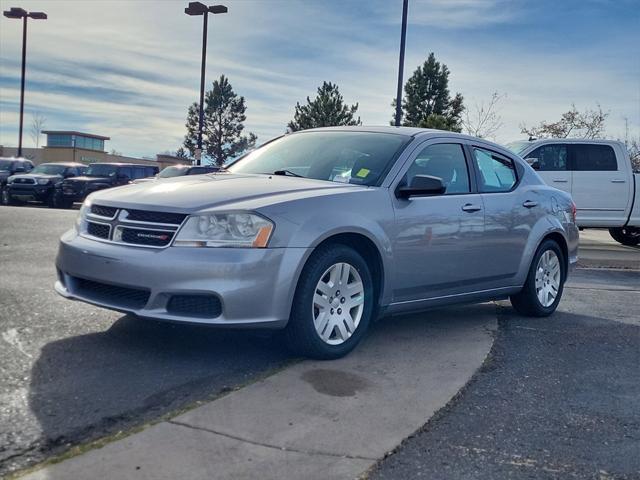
[356,168,370,178]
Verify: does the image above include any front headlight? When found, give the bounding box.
[6,176,15,184]
[75,198,92,232]
[37,178,50,185]
[173,212,274,248]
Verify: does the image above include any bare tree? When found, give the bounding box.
[462,92,505,139]
[30,112,46,148]
[621,117,640,173]
[109,149,122,156]
[521,104,608,139]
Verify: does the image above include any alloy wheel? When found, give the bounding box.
[535,250,561,307]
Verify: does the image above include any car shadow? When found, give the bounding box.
[26,314,293,469]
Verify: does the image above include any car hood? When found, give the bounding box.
[88,173,365,211]
[11,173,62,181]
[65,176,111,183]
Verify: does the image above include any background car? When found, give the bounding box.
[4,162,87,207]
[55,127,579,359]
[0,157,34,204]
[132,164,221,184]
[58,163,159,208]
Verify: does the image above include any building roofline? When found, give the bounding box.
[42,130,111,141]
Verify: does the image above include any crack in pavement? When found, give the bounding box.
[167,420,378,461]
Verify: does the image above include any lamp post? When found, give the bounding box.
[3,7,47,158]
[394,0,408,127]
[185,2,227,165]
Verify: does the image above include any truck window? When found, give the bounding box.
[527,145,568,171]
[571,144,617,171]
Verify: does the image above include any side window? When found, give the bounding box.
[118,167,133,179]
[78,166,88,175]
[527,145,568,171]
[132,167,147,179]
[146,167,158,177]
[188,167,210,175]
[473,148,517,193]
[405,143,470,194]
[65,167,78,176]
[571,144,617,171]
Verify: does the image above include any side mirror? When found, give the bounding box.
[396,174,446,199]
[524,157,540,170]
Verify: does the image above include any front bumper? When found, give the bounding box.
[55,229,311,327]
[8,183,53,201]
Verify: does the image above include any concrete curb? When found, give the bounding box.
[21,305,497,480]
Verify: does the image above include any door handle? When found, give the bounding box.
[552,179,568,183]
[461,203,482,212]
[522,200,538,208]
[611,179,626,183]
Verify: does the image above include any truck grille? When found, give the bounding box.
[72,276,150,309]
[13,177,36,185]
[83,204,185,248]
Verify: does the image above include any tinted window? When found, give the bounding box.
[147,166,159,176]
[85,164,117,177]
[118,167,133,179]
[527,145,568,171]
[65,167,78,176]
[473,148,517,192]
[229,131,408,186]
[406,143,470,194]
[131,167,147,179]
[189,167,215,175]
[571,144,617,171]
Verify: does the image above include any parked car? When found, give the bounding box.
[0,157,34,204]
[55,127,578,359]
[132,164,221,184]
[58,163,159,207]
[3,162,87,207]
[507,139,640,246]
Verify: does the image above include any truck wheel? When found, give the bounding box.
[48,190,67,209]
[608,227,640,247]
[510,239,566,317]
[1,187,14,206]
[284,244,374,360]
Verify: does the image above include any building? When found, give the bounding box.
[0,130,187,169]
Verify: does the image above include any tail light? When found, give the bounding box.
[570,201,577,223]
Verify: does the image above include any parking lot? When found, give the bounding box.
[1,206,639,479]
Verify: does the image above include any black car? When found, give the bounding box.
[0,157,34,204]
[132,164,221,183]
[58,163,159,207]
[4,162,87,208]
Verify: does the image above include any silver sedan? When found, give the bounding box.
[55,127,579,359]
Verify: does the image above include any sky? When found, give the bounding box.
[0,0,639,158]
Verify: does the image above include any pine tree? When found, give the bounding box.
[288,81,361,132]
[182,75,257,165]
[394,52,464,132]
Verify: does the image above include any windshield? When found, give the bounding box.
[85,164,117,177]
[0,159,14,171]
[158,166,189,178]
[228,131,409,186]
[505,141,531,156]
[31,164,67,175]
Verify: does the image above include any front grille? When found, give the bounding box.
[87,222,110,239]
[124,209,187,225]
[167,294,222,318]
[72,276,150,309]
[91,204,117,218]
[118,227,174,247]
[13,178,35,185]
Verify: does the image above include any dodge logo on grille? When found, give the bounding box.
[137,232,169,241]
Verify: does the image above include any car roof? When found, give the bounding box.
[88,163,158,167]
[511,138,625,148]
[40,162,87,167]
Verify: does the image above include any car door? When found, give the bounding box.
[523,144,571,194]
[391,141,486,304]
[569,143,632,226]
[471,146,531,285]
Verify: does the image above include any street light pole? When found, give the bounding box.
[185,2,227,166]
[394,0,408,127]
[3,7,47,158]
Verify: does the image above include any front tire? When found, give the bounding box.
[1,187,14,206]
[609,227,640,247]
[510,239,565,317]
[284,244,374,360]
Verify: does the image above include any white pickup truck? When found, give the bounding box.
[507,139,640,246]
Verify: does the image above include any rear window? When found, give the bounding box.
[571,144,617,171]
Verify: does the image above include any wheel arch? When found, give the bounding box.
[537,231,569,282]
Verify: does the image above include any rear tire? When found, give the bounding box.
[609,227,640,247]
[284,244,374,360]
[510,239,566,317]
[1,187,14,206]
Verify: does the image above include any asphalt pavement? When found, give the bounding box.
[371,269,640,479]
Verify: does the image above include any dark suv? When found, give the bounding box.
[4,162,87,207]
[0,157,34,203]
[58,163,159,207]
